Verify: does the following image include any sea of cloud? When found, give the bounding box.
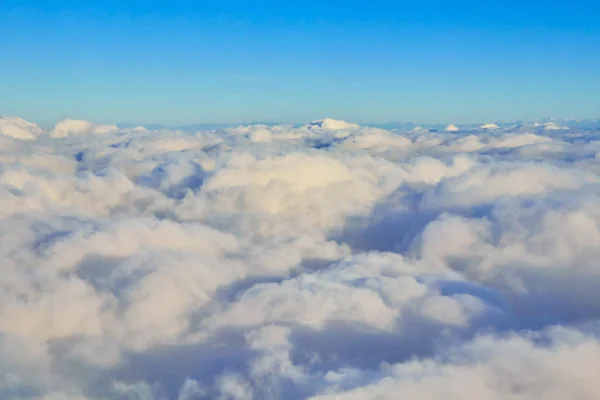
[2,116,600,399]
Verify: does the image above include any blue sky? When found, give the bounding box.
[2,0,599,126]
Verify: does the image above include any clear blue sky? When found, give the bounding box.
[2,0,599,126]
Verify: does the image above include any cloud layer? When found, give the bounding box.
[1,117,600,399]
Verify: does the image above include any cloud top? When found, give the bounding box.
[0,115,600,399]
[50,119,119,138]
[308,118,360,130]
[0,116,43,140]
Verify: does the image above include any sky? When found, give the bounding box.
[1,0,600,126]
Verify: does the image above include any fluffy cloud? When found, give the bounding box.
[0,116,44,140]
[50,119,119,138]
[1,116,600,399]
[308,118,360,131]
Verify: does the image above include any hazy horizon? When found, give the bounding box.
[6,114,600,131]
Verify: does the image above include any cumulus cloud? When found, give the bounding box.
[50,119,119,138]
[0,116,43,140]
[1,116,600,399]
[308,118,360,131]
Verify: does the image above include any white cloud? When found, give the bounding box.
[1,115,600,399]
[50,119,119,138]
[479,123,500,130]
[308,118,360,131]
[0,116,43,140]
[310,326,600,400]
